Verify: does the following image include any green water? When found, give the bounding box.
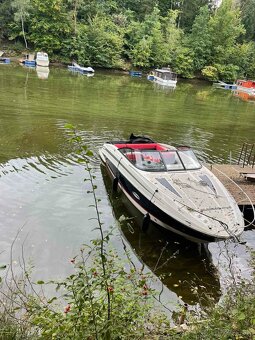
[0,65,254,306]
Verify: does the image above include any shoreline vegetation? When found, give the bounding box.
[0,0,255,82]
[1,125,255,339]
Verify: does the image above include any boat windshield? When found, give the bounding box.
[177,149,201,170]
[122,148,201,171]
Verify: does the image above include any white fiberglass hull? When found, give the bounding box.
[99,143,244,243]
[153,76,177,87]
[236,86,255,95]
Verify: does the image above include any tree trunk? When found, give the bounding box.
[74,0,78,35]
[21,15,28,49]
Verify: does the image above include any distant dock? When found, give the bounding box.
[206,164,255,225]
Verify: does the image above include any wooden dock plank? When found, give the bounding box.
[205,164,255,206]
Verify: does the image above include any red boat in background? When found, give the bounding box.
[236,79,255,94]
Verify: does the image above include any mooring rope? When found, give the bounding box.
[210,164,255,228]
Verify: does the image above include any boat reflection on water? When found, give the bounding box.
[152,80,176,92]
[233,90,255,103]
[36,66,50,79]
[101,165,221,306]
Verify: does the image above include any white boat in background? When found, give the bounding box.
[68,62,94,74]
[36,52,49,67]
[148,68,177,87]
[99,134,244,243]
[213,81,237,90]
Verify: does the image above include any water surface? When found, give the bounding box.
[0,65,255,307]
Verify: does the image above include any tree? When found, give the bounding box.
[116,0,157,20]
[158,0,214,32]
[238,0,255,41]
[0,0,14,40]
[28,0,71,55]
[187,5,212,71]
[162,10,184,64]
[208,0,245,64]
[127,7,167,67]
[11,0,31,49]
[74,15,124,68]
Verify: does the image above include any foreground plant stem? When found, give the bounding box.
[66,124,111,322]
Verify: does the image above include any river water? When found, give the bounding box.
[0,65,255,308]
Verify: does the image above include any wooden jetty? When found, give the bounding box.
[206,164,255,206]
[206,163,255,226]
[204,142,255,225]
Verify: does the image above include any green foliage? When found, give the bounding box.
[171,47,194,78]
[116,0,158,20]
[1,0,254,75]
[202,63,240,82]
[0,124,171,339]
[27,249,164,339]
[202,65,219,81]
[28,0,71,55]
[239,0,255,41]
[180,280,255,340]
[215,63,240,82]
[163,10,184,65]
[231,42,255,79]
[187,5,212,71]
[179,0,213,32]
[74,15,124,68]
[127,8,183,68]
[208,0,245,64]
[0,0,14,40]
[127,7,166,67]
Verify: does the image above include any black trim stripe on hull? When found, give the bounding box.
[105,160,217,242]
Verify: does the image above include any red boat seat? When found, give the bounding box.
[115,143,167,151]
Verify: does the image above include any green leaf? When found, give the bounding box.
[238,312,246,321]
[0,265,7,270]
[37,280,45,285]
[64,123,74,130]
[47,297,57,304]
[86,150,94,157]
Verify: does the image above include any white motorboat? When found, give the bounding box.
[36,52,49,67]
[148,68,177,87]
[99,134,244,243]
[68,62,94,74]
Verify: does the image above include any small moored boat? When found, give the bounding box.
[68,62,94,74]
[99,134,244,243]
[36,52,49,67]
[0,51,10,64]
[20,53,36,67]
[213,81,237,90]
[236,79,255,94]
[129,70,142,77]
[147,68,177,87]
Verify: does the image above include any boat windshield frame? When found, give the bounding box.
[121,147,201,172]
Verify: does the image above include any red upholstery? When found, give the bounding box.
[114,143,167,151]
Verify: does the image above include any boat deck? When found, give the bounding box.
[206,164,255,205]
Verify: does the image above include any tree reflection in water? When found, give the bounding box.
[101,165,221,306]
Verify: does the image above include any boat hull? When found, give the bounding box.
[102,158,221,243]
[236,86,255,95]
[36,60,49,67]
[153,76,177,87]
[0,58,10,64]
[23,60,36,67]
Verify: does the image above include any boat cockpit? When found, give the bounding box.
[116,143,201,172]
